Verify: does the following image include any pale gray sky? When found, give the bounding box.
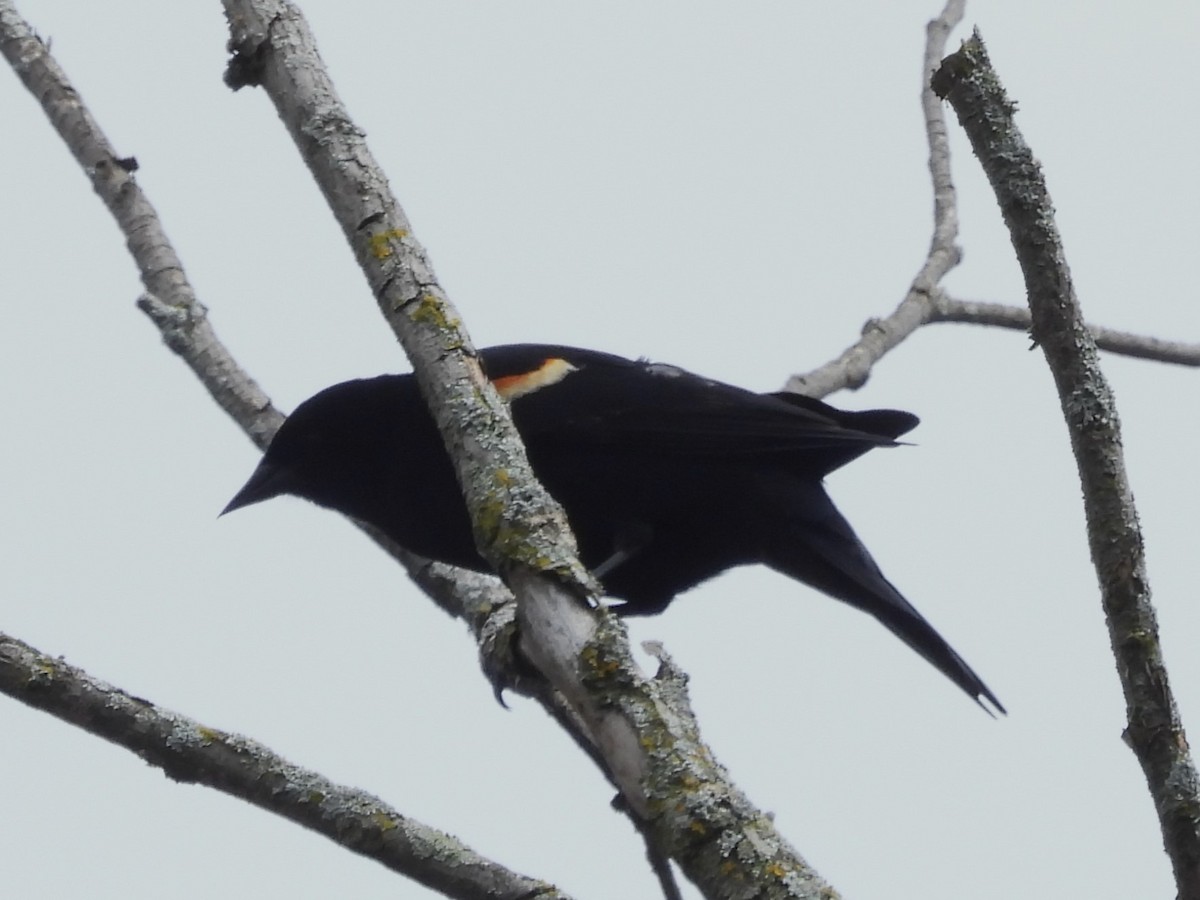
[3,2,1198,898]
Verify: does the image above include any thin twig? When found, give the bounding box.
[930,293,1200,366]
[786,0,965,398]
[786,0,1199,396]
[933,31,1200,900]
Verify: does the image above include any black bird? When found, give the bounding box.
[224,344,1003,713]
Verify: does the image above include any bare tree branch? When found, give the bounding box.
[0,0,526,686]
[785,0,965,398]
[933,31,1200,900]
[16,0,1196,895]
[218,5,837,896]
[786,0,1199,397]
[930,293,1200,366]
[4,0,837,895]
[0,2,584,895]
[221,0,592,594]
[0,5,281,448]
[0,632,573,900]
[1,2,510,627]
[220,0,654,833]
[0,0,688,893]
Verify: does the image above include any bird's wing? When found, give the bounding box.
[493,347,916,464]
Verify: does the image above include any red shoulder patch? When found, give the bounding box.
[492,357,579,401]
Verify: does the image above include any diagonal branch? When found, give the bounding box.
[0,2,585,895]
[5,0,838,896]
[218,4,835,896]
[222,1,591,594]
[0,3,280,448]
[933,31,1200,900]
[0,632,572,900]
[0,0,533,701]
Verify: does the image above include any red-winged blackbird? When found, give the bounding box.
[224,344,1003,713]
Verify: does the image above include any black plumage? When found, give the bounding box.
[224,344,1003,713]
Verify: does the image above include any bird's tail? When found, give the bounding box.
[761,482,1004,714]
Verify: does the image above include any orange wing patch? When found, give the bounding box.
[492,357,579,401]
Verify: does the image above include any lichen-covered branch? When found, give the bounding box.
[0,0,526,639]
[217,4,835,896]
[1,0,606,893]
[5,0,828,892]
[221,0,588,593]
[932,31,1200,900]
[0,632,571,900]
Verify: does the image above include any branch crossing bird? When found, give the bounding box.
[224,344,1004,713]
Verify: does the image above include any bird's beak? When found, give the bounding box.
[221,459,288,517]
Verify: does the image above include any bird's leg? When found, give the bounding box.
[591,523,653,579]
